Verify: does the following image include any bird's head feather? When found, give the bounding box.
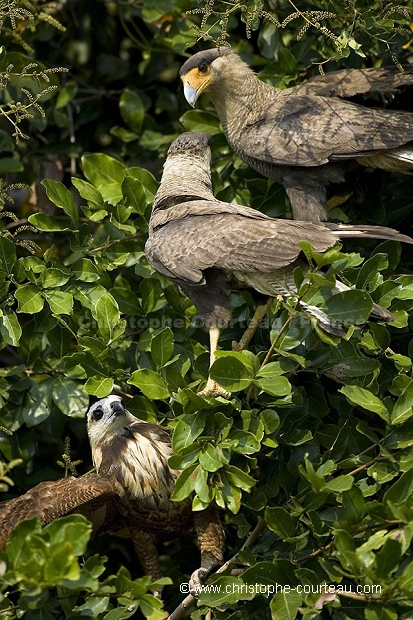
[179,47,232,106]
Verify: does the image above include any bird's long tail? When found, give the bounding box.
[234,269,394,337]
[325,222,413,245]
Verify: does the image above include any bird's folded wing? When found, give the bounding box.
[146,210,338,284]
[0,474,115,548]
[238,95,413,167]
[294,67,413,98]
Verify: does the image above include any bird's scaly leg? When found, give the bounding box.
[197,326,231,398]
[189,506,225,596]
[233,297,273,352]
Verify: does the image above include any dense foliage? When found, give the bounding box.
[0,1,413,618]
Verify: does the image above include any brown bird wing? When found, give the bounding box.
[294,66,413,98]
[146,202,339,285]
[0,474,115,548]
[237,94,413,167]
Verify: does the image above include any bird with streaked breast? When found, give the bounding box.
[0,395,225,594]
[145,131,413,397]
[179,48,413,222]
[86,395,225,588]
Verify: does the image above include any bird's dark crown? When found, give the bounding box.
[179,47,231,77]
[168,131,212,154]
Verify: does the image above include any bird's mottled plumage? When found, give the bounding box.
[145,132,413,394]
[0,395,224,591]
[180,49,413,221]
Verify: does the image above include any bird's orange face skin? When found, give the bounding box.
[181,66,212,107]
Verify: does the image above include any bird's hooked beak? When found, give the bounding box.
[110,399,126,419]
[183,84,199,108]
[180,67,211,108]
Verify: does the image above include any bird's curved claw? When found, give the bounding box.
[189,567,209,597]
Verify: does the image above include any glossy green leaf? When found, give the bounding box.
[324,289,373,325]
[0,310,22,346]
[85,376,114,397]
[119,89,145,133]
[265,507,296,539]
[52,377,89,417]
[210,351,255,392]
[15,285,44,314]
[122,175,147,215]
[72,177,104,210]
[128,369,170,400]
[43,290,73,314]
[151,327,174,368]
[41,179,79,228]
[28,212,73,232]
[270,589,302,620]
[95,293,121,341]
[180,109,222,134]
[340,385,389,421]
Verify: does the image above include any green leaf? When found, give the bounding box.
[126,167,158,201]
[260,409,280,434]
[391,382,413,425]
[170,463,197,501]
[128,369,170,400]
[324,289,373,326]
[375,538,402,579]
[23,379,53,426]
[255,373,291,397]
[265,507,296,539]
[41,179,79,228]
[55,80,78,108]
[0,310,22,346]
[71,258,101,282]
[119,89,145,133]
[15,285,44,314]
[340,385,389,422]
[0,236,16,274]
[40,268,70,288]
[224,464,256,491]
[199,443,224,472]
[270,589,302,620]
[171,413,206,452]
[384,469,413,506]
[180,110,222,134]
[356,253,388,289]
[72,177,104,210]
[230,429,261,455]
[43,290,73,315]
[365,605,398,620]
[85,376,114,397]
[95,293,121,342]
[28,212,73,232]
[122,175,147,215]
[81,152,125,187]
[52,377,89,417]
[81,153,125,204]
[151,327,174,368]
[342,486,366,525]
[210,351,255,392]
[321,474,353,493]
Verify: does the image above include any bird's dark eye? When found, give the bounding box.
[92,408,104,421]
[198,62,208,73]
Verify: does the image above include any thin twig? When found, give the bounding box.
[91,232,141,252]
